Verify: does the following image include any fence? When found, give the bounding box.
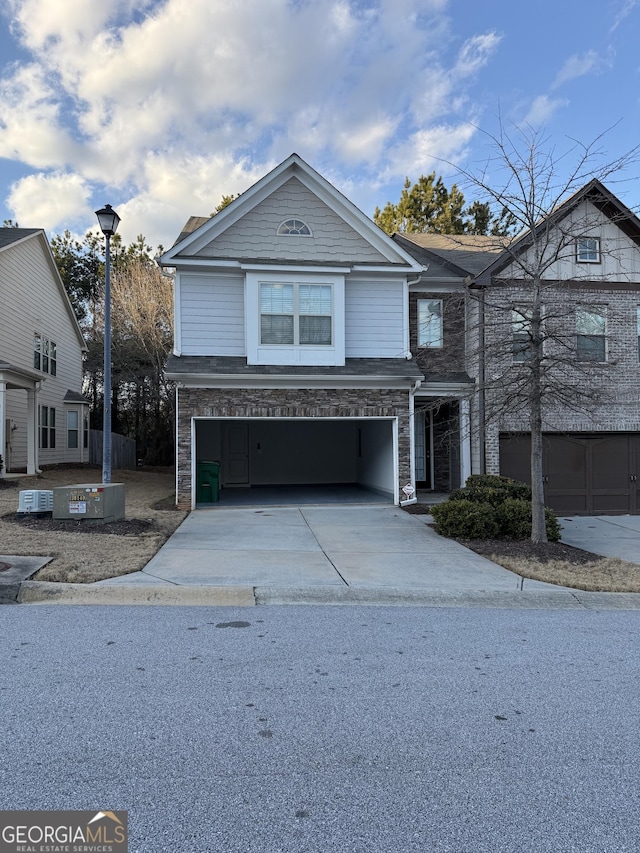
[88,430,137,470]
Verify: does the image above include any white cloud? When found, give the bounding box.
[523,94,568,127]
[7,171,92,231]
[0,0,501,247]
[551,50,608,89]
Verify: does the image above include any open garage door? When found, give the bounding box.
[500,433,640,515]
[195,417,396,503]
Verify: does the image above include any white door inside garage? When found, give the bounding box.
[195,417,396,500]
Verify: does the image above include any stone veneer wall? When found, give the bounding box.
[176,386,412,508]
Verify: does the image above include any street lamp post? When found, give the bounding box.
[95,204,121,484]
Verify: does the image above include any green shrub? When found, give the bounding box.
[431,499,499,539]
[449,474,532,507]
[432,491,562,542]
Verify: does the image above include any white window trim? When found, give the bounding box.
[576,304,607,363]
[576,237,601,264]
[277,218,313,237]
[417,298,443,348]
[246,272,345,366]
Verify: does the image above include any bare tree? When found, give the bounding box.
[451,123,640,541]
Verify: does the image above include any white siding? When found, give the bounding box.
[195,177,389,265]
[0,234,86,468]
[345,278,406,358]
[501,201,640,282]
[180,273,245,356]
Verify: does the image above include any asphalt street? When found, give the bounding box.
[2,604,640,852]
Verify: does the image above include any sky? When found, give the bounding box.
[0,0,638,252]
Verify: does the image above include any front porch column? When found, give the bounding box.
[26,387,39,475]
[460,397,471,487]
[0,381,5,477]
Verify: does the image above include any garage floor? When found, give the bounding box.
[210,484,391,507]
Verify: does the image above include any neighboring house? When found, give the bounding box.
[0,228,89,476]
[161,153,426,509]
[405,180,640,515]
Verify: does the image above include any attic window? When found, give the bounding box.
[576,237,600,263]
[277,219,312,236]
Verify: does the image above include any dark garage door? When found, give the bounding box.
[500,433,640,515]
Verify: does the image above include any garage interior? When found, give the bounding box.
[194,418,396,505]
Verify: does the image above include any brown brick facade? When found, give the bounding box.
[176,386,412,508]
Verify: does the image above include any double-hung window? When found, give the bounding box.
[34,334,57,375]
[417,299,443,348]
[260,282,332,346]
[512,306,532,363]
[67,411,79,449]
[576,305,606,362]
[39,406,56,449]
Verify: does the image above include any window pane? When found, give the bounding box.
[260,283,293,314]
[577,238,600,262]
[418,300,443,347]
[34,334,41,370]
[300,315,331,345]
[299,285,332,315]
[577,335,605,362]
[261,314,294,344]
[576,307,605,335]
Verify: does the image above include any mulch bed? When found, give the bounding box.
[402,504,601,566]
[458,538,600,566]
[2,513,156,536]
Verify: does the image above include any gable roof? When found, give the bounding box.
[476,178,640,283]
[0,228,42,251]
[0,227,87,352]
[393,232,505,277]
[160,153,422,271]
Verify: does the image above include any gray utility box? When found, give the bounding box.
[52,483,125,523]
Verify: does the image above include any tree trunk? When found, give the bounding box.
[530,276,548,543]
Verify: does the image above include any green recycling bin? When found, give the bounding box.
[196,460,220,503]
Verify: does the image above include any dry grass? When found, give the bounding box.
[485,554,640,593]
[0,466,187,583]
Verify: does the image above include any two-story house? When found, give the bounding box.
[161,153,433,509]
[0,228,89,476]
[403,181,640,515]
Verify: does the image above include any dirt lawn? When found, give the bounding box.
[0,467,186,583]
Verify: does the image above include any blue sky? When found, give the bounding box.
[0,0,638,250]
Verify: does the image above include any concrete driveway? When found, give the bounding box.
[559,515,640,563]
[104,504,544,593]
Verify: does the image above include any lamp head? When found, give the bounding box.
[95,204,121,237]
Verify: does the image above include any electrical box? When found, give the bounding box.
[52,483,125,522]
[17,490,54,514]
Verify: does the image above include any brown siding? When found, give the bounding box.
[410,291,466,374]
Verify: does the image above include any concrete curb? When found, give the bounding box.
[255,586,587,608]
[17,581,256,607]
[13,580,640,609]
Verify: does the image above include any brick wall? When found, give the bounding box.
[409,291,466,374]
[176,386,412,508]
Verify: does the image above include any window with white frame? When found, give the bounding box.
[39,406,56,449]
[277,218,312,236]
[512,306,532,362]
[576,237,600,263]
[576,305,606,362]
[67,410,79,449]
[417,299,443,348]
[34,334,57,375]
[260,282,332,346]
